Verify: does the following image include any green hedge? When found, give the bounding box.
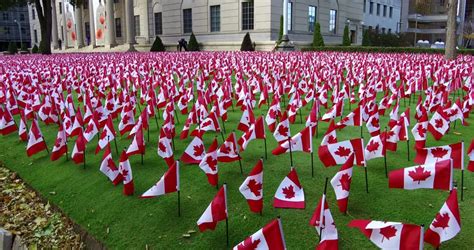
[301,46,474,55]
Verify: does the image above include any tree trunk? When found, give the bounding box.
[445,0,457,60]
[35,0,52,54]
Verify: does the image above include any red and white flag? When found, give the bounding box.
[428,107,450,141]
[18,110,27,141]
[0,107,17,135]
[349,220,423,249]
[364,134,386,161]
[414,142,463,169]
[180,136,206,164]
[95,116,116,154]
[118,150,134,196]
[157,127,175,167]
[238,104,255,132]
[366,110,381,137]
[411,111,428,149]
[26,118,48,157]
[217,132,241,162]
[238,116,266,151]
[118,104,135,136]
[336,106,362,129]
[424,189,461,248]
[265,98,281,132]
[197,185,228,232]
[71,129,86,164]
[330,154,354,214]
[389,160,453,190]
[239,159,263,213]
[309,194,339,250]
[50,123,68,161]
[321,120,338,146]
[141,161,179,198]
[318,138,365,167]
[99,144,123,185]
[69,108,84,137]
[467,139,474,172]
[272,126,312,155]
[126,124,145,156]
[233,219,286,250]
[83,118,99,142]
[273,167,305,209]
[199,138,219,186]
[273,111,290,144]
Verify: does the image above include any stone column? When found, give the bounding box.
[74,6,84,48]
[125,0,136,51]
[51,0,59,49]
[105,0,116,48]
[62,2,68,49]
[89,0,96,48]
[142,0,149,44]
[277,0,294,51]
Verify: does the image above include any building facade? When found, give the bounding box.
[29,0,407,51]
[0,6,31,51]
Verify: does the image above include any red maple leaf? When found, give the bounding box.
[379,226,397,242]
[201,120,212,128]
[416,125,427,138]
[327,135,337,144]
[106,102,114,111]
[237,237,261,250]
[247,179,262,197]
[387,130,396,139]
[220,145,231,154]
[282,185,295,199]
[205,156,217,171]
[366,140,380,153]
[55,138,62,147]
[431,147,448,159]
[432,213,450,229]
[268,109,277,119]
[370,117,380,128]
[120,169,129,180]
[193,144,205,157]
[277,125,289,137]
[85,123,95,133]
[435,118,444,129]
[408,166,431,184]
[106,158,117,170]
[334,146,351,158]
[65,120,72,129]
[158,142,167,152]
[339,173,351,191]
[448,109,458,117]
[122,114,131,124]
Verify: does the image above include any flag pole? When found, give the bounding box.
[407,138,410,161]
[319,177,329,242]
[362,137,368,193]
[238,154,243,175]
[461,140,464,201]
[384,127,388,178]
[288,136,293,166]
[264,138,268,160]
[221,118,226,134]
[114,137,119,156]
[299,108,303,124]
[224,183,229,247]
[174,109,180,125]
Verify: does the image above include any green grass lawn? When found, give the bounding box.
[1,96,473,249]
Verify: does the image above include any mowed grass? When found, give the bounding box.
[1,92,473,249]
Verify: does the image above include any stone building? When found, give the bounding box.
[362,0,402,33]
[0,5,31,51]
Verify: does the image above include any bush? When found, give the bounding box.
[300,46,474,55]
[240,32,255,51]
[20,43,28,52]
[8,42,18,54]
[362,29,371,46]
[342,25,351,46]
[312,23,324,47]
[361,30,410,47]
[39,40,48,54]
[150,36,165,52]
[187,33,200,51]
[32,45,39,53]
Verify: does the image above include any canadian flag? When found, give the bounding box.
[306,100,319,136]
[233,219,286,250]
[428,107,450,141]
[197,185,228,232]
[69,108,84,137]
[180,136,206,164]
[217,132,241,162]
[95,116,116,154]
[71,129,86,164]
[330,154,354,213]
[424,189,461,248]
[99,145,123,185]
[50,123,68,161]
[364,134,386,161]
[414,142,463,169]
[273,167,305,209]
[336,106,362,129]
[318,138,365,167]
[141,161,179,198]
[321,120,338,146]
[385,122,403,152]
[118,150,134,196]
[26,118,48,157]
[411,111,428,149]
[126,124,145,156]
[238,116,266,151]
[0,107,17,135]
[239,159,263,213]
[83,118,99,142]
[191,111,221,137]
[157,127,175,167]
[265,98,281,132]
[118,104,135,136]
[389,160,453,190]
[272,126,312,155]
[199,138,219,186]
[366,110,381,137]
[467,139,474,172]
[238,104,255,132]
[273,111,291,144]
[309,194,339,250]
[349,220,423,249]
[18,110,27,141]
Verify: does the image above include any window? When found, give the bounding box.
[34,30,38,43]
[383,5,387,16]
[20,13,25,21]
[389,7,393,18]
[3,13,9,21]
[134,15,140,36]
[308,6,316,32]
[210,5,220,32]
[388,28,392,33]
[376,3,380,16]
[369,1,373,14]
[32,8,35,19]
[242,1,254,30]
[154,12,162,35]
[287,2,292,31]
[5,26,10,35]
[183,8,192,33]
[329,9,337,34]
[115,18,122,37]
[59,2,62,14]
[363,0,366,13]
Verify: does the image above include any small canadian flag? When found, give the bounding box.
[141,161,179,198]
[118,150,134,196]
[197,184,228,232]
[414,142,463,170]
[51,123,68,161]
[99,144,123,185]
[239,159,263,213]
[198,138,219,186]
[388,160,453,191]
[217,132,241,163]
[26,118,48,157]
[180,136,206,164]
[233,218,286,250]
[273,167,305,209]
[330,154,354,214]
[309,194,339,250]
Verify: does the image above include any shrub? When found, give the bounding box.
[150,36,165,52]
[312,23,324,47]
[342,25,351,46]
[39,40,48,54]
[300,46,474,55]
[32,45,39,53]
[20,43,28,52]
[240,32,255,51]
[362,29,371,46]
[8,42,18,54]
[187,32,200,51]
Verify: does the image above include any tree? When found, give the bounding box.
[240,32,255,51]
[8,42,18,54]
[277,15,283,44]
[150,36,165,52]
[32,44,39,53]
[187,32,200,51]
[312,22,324,47]
[445,0,457,60]
[362,29,371,46]
[35,0,53,54]
[342,25,351,46]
